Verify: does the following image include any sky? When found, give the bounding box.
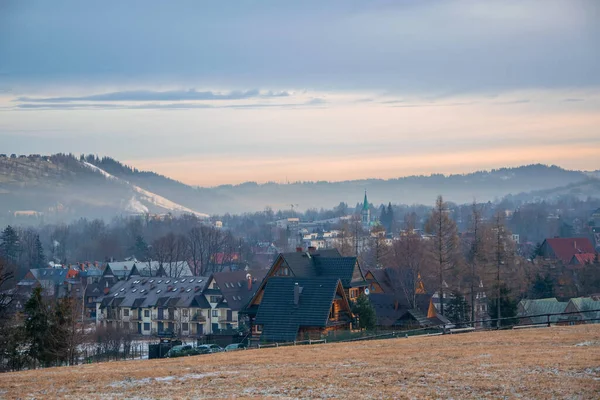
[1,0,599,186]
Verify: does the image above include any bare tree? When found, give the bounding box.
[151,233,190,277]
[391,213,429,308]
[491,212,515,327]
[425,195,461,316]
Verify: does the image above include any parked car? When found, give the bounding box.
[165,345,192,358]
[224,343,247,352]
[197,344,224,353]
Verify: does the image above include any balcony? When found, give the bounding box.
[192,314,206,322]
[219,317,237,323]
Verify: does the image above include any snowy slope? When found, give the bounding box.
[82,162,209,217]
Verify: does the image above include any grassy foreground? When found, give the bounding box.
[0,325,598,399]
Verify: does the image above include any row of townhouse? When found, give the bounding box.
[96,269,266,337]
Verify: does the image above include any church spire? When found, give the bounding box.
[362,190,369,211]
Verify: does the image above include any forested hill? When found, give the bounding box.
[0,154,597,223]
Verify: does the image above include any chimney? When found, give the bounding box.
[247,273,252,290]
[574,240,577,249]
[296,247,303,252]
[294,283,300,306]
[103,287,109,295]
[308,246,316,253]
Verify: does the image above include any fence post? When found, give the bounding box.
[547,313,551,327]
[309,339,312,345]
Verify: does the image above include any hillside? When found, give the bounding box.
[0,325,598,399]
[0,154,597,222]
[0,154,208,223]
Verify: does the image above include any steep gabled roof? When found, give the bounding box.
[211,269,267,311]
[255,277,343,342]
[277,249,365,286]
[29,268,69,285]
[368,293,411,327]
[518,298,567,324]
[543,237,595,263]
[570,253,597,265]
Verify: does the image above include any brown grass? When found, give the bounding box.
[1,325,599,399]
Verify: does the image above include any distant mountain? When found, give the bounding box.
[0,154,596,223]
[190,164,593,213]
[0,154,208,223]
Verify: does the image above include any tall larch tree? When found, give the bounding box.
[425,196,460,316]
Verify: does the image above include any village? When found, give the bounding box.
[1,193,599,368]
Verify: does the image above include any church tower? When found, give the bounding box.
[361,191,370,229]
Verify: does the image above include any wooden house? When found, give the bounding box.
[253,277,353,343]
[243,248,366,344]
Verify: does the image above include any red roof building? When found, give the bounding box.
[569,253,598,266]
[540,237,595,263]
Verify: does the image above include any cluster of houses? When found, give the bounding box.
[11,246,466,344]
[9,234,598,346]
[518,296,600,325]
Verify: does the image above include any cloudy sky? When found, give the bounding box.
[1,0,599,186]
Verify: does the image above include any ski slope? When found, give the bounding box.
[82,162,209,218]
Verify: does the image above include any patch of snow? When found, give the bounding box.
[125,196,149,214]
[108,371,237,388]
[81,161,208,217]
[574,341,598,347]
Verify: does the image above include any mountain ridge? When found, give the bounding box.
[0,153,598,222]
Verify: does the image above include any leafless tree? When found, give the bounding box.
[425,195,461,316]
[151,233,190,277]
[391,213,429,308]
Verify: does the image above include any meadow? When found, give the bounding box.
[1,325,598,399]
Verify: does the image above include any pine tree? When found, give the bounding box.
[133,235,149,261]
[530,274,555,299]
[488,284,518,327]
[33,234,46,269]
[386,202,394,233]
[0,226,20,265]
[352,294,376,330]
[445,291,471,327]
[24,287,52,367]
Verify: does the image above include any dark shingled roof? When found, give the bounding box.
[255,277,341,343]
[277,249,366,287]
[211,269,267,311]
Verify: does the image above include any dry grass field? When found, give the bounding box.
[1,325,599,399]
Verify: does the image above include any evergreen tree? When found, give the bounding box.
[352,294,376,330]
[33,234,46,269]
[386,202,394,233]
[530,274,555,299]
[24,287,52,367]
[488,284,518,327]
[50,297,75,365]
[0,226,20,265]
[445,290,471,327]
[133,235,149,261]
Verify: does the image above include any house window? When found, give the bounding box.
[329,305,335,319]
[143,322,150,331]
[210,296,221,303]
[144,310,150,318]
[278,267,290,276]
[182,309,189,317]
[349,289,358,299]
[123,309,130,317]
[212,310,219,317]
[182,323,189,331]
